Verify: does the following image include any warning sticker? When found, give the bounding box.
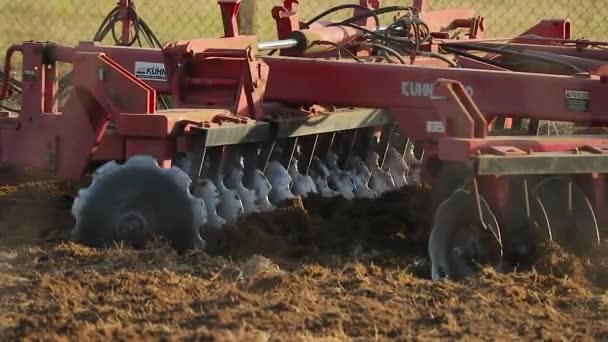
[426,121,445,133]
[565,90,590,112]
[134,61,167,81]
[22,70,37,81]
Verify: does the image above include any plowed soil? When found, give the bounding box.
[1,172,608,341]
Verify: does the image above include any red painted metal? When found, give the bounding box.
[271,1,376,58]
[163,36,268,119]
[438,136,608,162]
[283,0,299,12]
[519,19,571,41]
[0,36,274,177]
[426,80,606,237]
[411,0,483,38]
[272,1,302,40]
[1,41,160,176]
[262,57,608,126]
[430,79,488,139]
[118,0,134,45]
[455,55,509,71]
[49,42,170,93]
[218,0,242,37]
[289,25,363,55]
[355,0,380,27]
[412,0,428,12]
[6,36,608,177]
[11,40,608,135]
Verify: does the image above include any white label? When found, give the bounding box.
[426,121,445,133]
[564,89,590,112]
[401,81,474,98]
[565,90,589,99]
[134,61,167,81]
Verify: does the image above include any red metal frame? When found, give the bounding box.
[218,0,242,37]
[519,19,571,41]
[118,0,133,45]
[162,36,268,118]
[4,39,608,172]
[272,0,303,41]
[262,57,608,127]
[4,29,608,156]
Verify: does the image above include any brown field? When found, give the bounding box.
[0,172,607,341]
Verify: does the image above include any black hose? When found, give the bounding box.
[380,13,431,49]
[92,7,118,41]
[3,2,168,113]
[309,40,364,62]
[56,3,166,107]
[138,17,163,48]
[110,6,141,46]
[306,4,380,30]
[336,22,457,67]
[338,6,419,26]
[442,42,586,73]
[336,22,401,44]
[362,43,406,64]
[95,3,162,48]
[440,45,502,67]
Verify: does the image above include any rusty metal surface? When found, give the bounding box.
[473,151,608,175]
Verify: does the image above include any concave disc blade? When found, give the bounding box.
[502,176,552,266]
[71,155,207,252]
[532,176,600,255]
[429,188,503,281]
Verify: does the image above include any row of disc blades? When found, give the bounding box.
[69,150,602,282]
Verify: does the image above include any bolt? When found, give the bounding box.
[115,211,148,236]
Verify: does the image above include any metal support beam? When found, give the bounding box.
[474,152,608,175]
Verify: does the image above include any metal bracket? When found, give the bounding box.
[431,78,488,139]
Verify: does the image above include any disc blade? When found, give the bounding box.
[502,176,552,265]
[71,155,207,252]
[532,176,600,255]
[429,188,503,281]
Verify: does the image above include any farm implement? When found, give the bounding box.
[0,0,607,281]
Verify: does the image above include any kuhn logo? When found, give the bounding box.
[401,81,474,98]
[134,61,167,81]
